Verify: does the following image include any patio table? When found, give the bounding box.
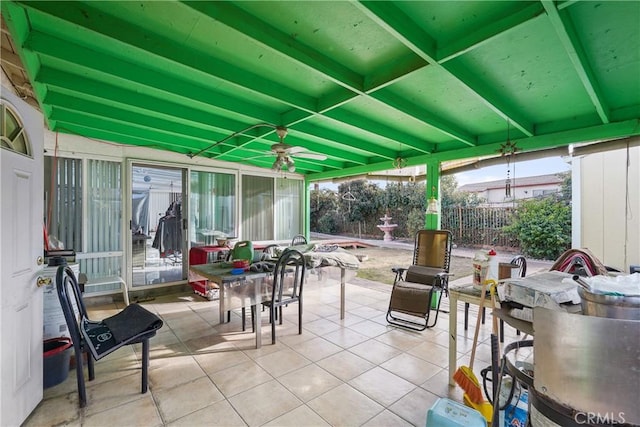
[190,245,360,348]
[189,263,271,348]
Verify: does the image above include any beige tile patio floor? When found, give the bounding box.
[26,273,525,427]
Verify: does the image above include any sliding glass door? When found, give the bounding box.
[242,175,274,240]
[189,170,236,247]
[44,156,124,296]
[131,164,186,287]
[275,178,303,240]
[241,175,303,241]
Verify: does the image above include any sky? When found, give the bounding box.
[453,156,571,187]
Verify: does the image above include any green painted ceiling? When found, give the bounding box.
[2,1,639,181]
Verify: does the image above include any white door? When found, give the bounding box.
[1,90,45,426]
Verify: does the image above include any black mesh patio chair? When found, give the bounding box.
[386,229,453,331]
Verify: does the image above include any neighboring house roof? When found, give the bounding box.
[459,173,565,193]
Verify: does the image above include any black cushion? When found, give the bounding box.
[82,304,163,360]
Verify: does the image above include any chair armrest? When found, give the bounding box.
[391,267,408,284]
[434,272,453,295]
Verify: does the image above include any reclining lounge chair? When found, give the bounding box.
[386,229,453,331]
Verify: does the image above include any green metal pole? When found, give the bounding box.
[425,160,441,230]
[304,178,311,239]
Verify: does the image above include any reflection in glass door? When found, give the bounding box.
[131,164,185,287]
[189,170,236,249]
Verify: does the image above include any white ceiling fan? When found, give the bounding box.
[268,126,327,172]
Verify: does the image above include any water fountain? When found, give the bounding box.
[377,212,398,242]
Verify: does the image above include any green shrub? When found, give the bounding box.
[406,209,426,237]
[504,198,571,260]
[317,212,340,234]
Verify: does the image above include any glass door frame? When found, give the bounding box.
[126,159,188,290]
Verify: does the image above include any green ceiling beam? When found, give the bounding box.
[557,1,581,11]
[43,91,246,151]
[364,52,428,92]
[181,1,365,92]
[38,69,264,139]
[49,108,224,153]
[181,1,445,160]
[434,119,640,163]
[33,42,392,165]
[307,119,640,181]
[437,3,545,63]
[541,0,610,124]
[182,0,456,157]
[290,122,382,164]
[18,1,319,113]
[307,155,428,182]
[369,91,476,147]
[356,1,438,63]
[358,0,534,137]
[25,32,281,125]
[53,120,197,155]
[442,61,535,136]
[316,89,360,114]
[22,2,440,171]
[322,109,432,155]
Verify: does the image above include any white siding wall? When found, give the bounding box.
[484,183,560,204]
[577,146,640,272]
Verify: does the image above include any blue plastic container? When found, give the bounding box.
[426,398,487,427]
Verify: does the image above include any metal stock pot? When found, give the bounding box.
[577,286,640,320]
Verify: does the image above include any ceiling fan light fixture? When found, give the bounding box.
[285,157,295,172]
[272,156,285,171]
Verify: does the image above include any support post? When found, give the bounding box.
[425,160,441,230]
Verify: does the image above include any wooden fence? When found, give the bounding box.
[441,206,521,251]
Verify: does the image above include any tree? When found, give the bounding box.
[337,180,383,235]
[556,171,571,203]
[441,175,484,208]
[383,181,426,236]
[309,188,338,233]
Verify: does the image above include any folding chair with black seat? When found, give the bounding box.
[245,248,306,344]
[55,264,163,408]
[386,229,453,331]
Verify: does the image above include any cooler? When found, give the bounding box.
[188,246,230,299]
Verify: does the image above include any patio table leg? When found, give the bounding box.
[449,293,458,386]
[340,268,346,319]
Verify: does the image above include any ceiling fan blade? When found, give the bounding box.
[294,152,327,161]
[286,145,307,154]
[244,152,276,161]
